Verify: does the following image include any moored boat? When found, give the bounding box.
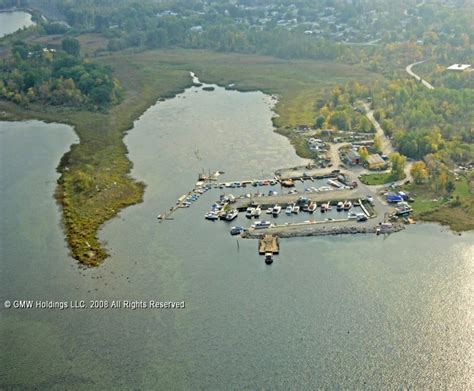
[336,201,344,211]
[285,204,294,215]
[252,220,272,229]
[272,204,282,216]
[246,207,255,218]
[224,209,239,221]
[205,212,219,221]
[343,201,352,210]
[308,202,317,213]
[292,205,300,214]
[230,226,244,235]
[253,206,262,217]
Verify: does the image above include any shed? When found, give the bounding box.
[367,154,387,170]
[347,150,361,165]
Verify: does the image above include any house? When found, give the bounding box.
[366,154,387,170]
[446,64,471,71]
[346,150,361,165]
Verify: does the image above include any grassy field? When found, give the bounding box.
[0,47,381,265]
[404,174,474,231]
[359,172,401,185]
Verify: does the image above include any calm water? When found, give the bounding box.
[0,11,35,37]
[1,83,473,389]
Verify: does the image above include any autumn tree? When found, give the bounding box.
[410,161,429,184]
[389,152,407,180]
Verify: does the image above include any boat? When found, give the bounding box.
[336,201,344,211]
[395,205,413,216]
[348,211,358,220]
[308,202,317,213]
[224,209,239,221]
[205,212,219,221]
[272,204,282,216]
[343,201,352,210]
[230,226,244,235]
[265,207,273,214]
[356,214,368,222]
[251,220,272,229]
[326,202,332,211]
[281,179,295,187]
[246,207,255,218]
[253,206,262,217]
[285,204,294,215]
[320,203,327,213]
[265,252,273,264]
[292,205,300,214]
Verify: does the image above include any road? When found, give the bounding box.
[362,102,413,184]
[362,102,393,156]
[406,60,435,90]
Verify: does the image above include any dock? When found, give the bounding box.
[258,235,279,255]
[157,170,222,222]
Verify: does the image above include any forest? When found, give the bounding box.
[0,40,121,108]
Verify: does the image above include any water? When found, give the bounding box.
[1,84,473,389]
[0,11,35,38]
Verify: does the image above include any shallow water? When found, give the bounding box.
[1,83,473,389]
[0,11,35,37]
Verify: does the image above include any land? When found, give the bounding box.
[0,46,380,265]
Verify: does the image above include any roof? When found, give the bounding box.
[347,150,360,160]
[367,154,385,165]
[446,64,471,71]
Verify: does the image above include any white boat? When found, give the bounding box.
[320,203,327,213]
[225,209,239,221]
[251,220,272,229]
[265,207,273,214]
[272,204,282,216]
[292,205,300,214]
[253,206,262,217]
[308,202,317,213]
[246,207,255,218]
[343,201,352,210]
[205,212,219,221]
[348,212,357,219]
[337,201,344,211]
[285,204,294,215]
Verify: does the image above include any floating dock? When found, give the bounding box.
[258,235,279,255]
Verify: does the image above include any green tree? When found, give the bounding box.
[389,152,407,180]
[62,38,81,57]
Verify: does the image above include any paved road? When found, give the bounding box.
[406,60,435,90]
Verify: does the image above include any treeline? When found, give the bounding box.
[0,40,121,108]
[372,79,473,164]
[313,81,375,133]
[47,0,344,60]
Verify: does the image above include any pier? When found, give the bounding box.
[258,235,279,255]
[157,170,222,221]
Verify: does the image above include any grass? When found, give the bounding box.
[359,171,401,185]
[0,47,382,265]
[403,174,474,232]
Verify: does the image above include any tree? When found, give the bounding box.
[62,38,80,57]
[389,152,407,180]
[410,161,428,184]
[374,135,382,153]
[315,115,325,129]
[358,146,369,162]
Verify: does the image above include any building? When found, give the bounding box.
[446,64,471,71]
[367,154,387,170]
[346,150,361,165]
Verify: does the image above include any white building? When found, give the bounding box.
[446,64,471,71]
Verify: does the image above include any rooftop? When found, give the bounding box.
[446,64,471,71]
